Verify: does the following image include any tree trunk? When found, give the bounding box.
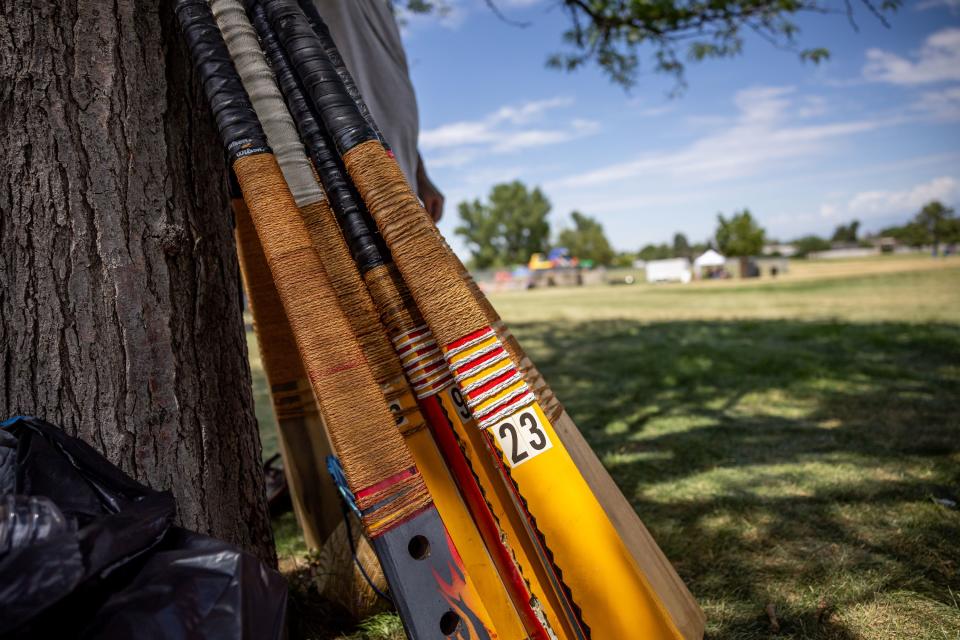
[0,0,275,563]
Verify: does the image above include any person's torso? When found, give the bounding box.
[313,0,420,187]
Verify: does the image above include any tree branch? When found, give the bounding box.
[482,0,531,28]
[550,0,901,89]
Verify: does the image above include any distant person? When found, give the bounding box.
[313,0,445,222]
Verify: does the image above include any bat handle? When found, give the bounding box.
[175,0,269,162]
[253,0,387,272]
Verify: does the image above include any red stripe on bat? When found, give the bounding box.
[446,327,494,352]
[395,329,430,354]
[408,358,446,379]
[452,347,506,378]
[355,466,419,501]
[473,389,533,424]
[414,374,454,397]
[465,368,518,401]
[407,345,441,361]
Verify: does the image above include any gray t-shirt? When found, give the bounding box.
[311,0,420,189]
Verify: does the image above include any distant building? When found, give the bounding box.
[754,256,789,277]
[645,258,692,284]
[724,256,789,278]
[763,243,798,257]
[866,236,897,253]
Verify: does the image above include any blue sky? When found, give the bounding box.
[397,0,960,255]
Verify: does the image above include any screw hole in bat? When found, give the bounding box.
[439,610,461,636]
[407,534,430,560]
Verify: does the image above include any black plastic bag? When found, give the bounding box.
[0,416,287,639]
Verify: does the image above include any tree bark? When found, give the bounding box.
[0,0,275,563]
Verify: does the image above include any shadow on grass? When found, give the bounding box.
[511,319,960,639]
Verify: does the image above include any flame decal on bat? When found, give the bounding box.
[431,532,496,640]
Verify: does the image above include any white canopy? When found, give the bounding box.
[694,249,726,268]
[645,258,691,283]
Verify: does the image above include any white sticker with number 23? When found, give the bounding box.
[492,409,553,468]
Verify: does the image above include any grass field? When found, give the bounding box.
[250,255,960,639]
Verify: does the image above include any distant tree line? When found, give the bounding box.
[455,182,771,269]
[629,202,959,261]
[456,182,958,269]
[789,201,959,257]
[878,201,959,254]
[634,209,765,261]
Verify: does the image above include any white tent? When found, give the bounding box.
[693,249,726,269]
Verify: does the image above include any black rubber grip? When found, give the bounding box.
[252,1,388,272]
[176,0,270,164]
[258,0,376,154]
[295,0,391,152]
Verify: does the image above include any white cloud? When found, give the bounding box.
[420,96,598,160]
[398,0,540,33]
[863,28,960,85]
[797,95,828,119]
[815,176,960,227]
[493,119,600,152]
[548,86,885,189]
[917,0,960,12]
[625,97,676,118]
[490,96,574,125]
[846,176,959,218]
[911,86,960,121]
[635,105,675,117]
[420,121,498,149]
[421,97,573,149]
[428,150,482,169]
[493,130,571,151]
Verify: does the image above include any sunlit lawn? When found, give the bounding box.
[250,255,960,639]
